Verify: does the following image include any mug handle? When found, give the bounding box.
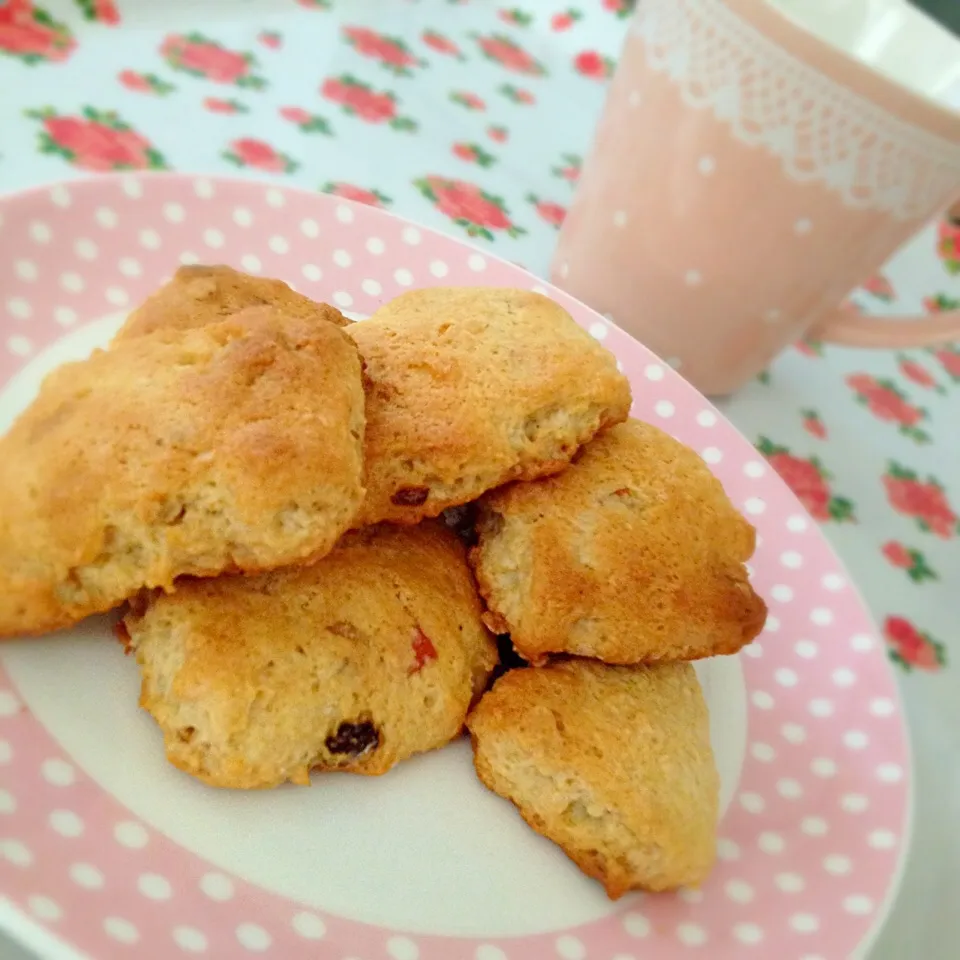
[812,303,960,348]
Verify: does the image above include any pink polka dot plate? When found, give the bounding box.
[0,175,910,960]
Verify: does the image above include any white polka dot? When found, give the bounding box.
[777,872,805,893]
[200,872,234,901]
[387,936,420,960]
[587,322,607,341]
[203,228,224,248]
[76,237,101,262]
[870,697,895,717]
[60,271,84,292]
[236,923,271,952]
[676,922,707,946]
[841,793,868,813]
[366,236,385,255]
[333,291,354,308]
[261,187,284,207]
[54,306,77,327]
[830,667,855,688]
[106,286,129,306]
[555,935,586,959]
[613,210,627,227]
[869,829,897,849]
[725,879,754,903]
[685,269,702,286]
[810,607,834,626]
[0,691,21,716]
[30,220,52,243]
[851,633,875,652]
[644,363,664,381]
[775,668,798,687]
[0,740,11,764]
[227,208,252,229]
[781,723,807,744]
[50,184,71,207]
[744,460,766,478]
[138,872,172,900]
[118,257,142,277]
[173,926,208,953]
[42,758,75,786]
[811,757,836,777]
[734,923,764,944]
[809,698,834,717]
[531,284,549,295]
[623,911,651,937]
[794,218,813,235]
[291,912,326,939]
[114,820,149,848]
[104,917,139,944]
[791,914,820,933]
[7,335,32,357]
[742,642,763,658]
[334,202,353,223]
[394,268,413,286]
[179,251,200,266]
[654,400,675,418]
[269,235,290,254]
[70,862,104,888]
[139,228,161,249]
[701,446,722,464]
[787,514,809,532]
[877,762,903,783]
[194,178,214,199]
[358,279,381,297]
[764,308,782,324]
[745,562,755,578]
[402,226,421,245]
[717,838,740,860]
[795,640,818,658]
[801,817,827,837]
[666,355,682,369]
[780,550,803,569]
[332,248,352,267]
[121,177,143,198]
[759,831,785,853]
[94,207,118,229]
[844,730,869,750]
[49,809,84,837]
[28,896,61,922]
[0,839,32,866]
[752,690,774,710]
[241,254,262,273]
[824,854,852,876]
[745,497,766,515]
[679,887,704,904]
[468,253,487,271]
[771,584,794,603]
[15,259,38,282]
[698,155,716,175]
[844,895,874,915]
[740,791,765,813]
[821,573,846,590]
[0,788,15,813]
[476,948,507,960]
[697,409,717,427]
[163,202,185,223]
[430,259,449,277]
[777,778,803,799]
[751,742,776,762]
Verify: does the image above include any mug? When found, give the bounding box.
[551,0,960,395]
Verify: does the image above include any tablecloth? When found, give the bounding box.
[0,1,957,958]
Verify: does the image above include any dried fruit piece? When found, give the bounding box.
[409,627,438,674]
[391,485,429,506]
[325,720,380,756]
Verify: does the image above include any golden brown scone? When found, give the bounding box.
[472,419,766,664]
[348,287,632,526]
[467,659,719,898]
[113,264,349,342]
[124,522,498,789]
[0,308,365,638]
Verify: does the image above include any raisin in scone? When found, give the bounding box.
[467,659,719,898]
[124,523,498,788]
[347,287,632,526]
[113,264,349,342]
[472,419,766,664]
[0,307,365,637]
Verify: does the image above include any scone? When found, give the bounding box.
[472,419,766,664]
[123,522,498,788]
[348,287,632,525]
[467,659,719,898]
[113,264,349,341]
[0,308,365,637]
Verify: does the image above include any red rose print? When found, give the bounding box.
[801,409,826,440]
[421,29,465,60]
[321,74,417,130]
[574,49,615,79]
[846,373,929,442]
[937,216,960,274]
[527,193,567,228]
[499,82,535,104]
[118,70,176,95]
[552,151,582,183]
[472,32,546,75]
[453,142,496,167]
[321,182,392,208]
[414,175,527,241]
[498,7,533,26]
[487,125,508,143]
[862,273,895,301]
[603,0,633,15]
[222,137,298,173]
[204,97,247,114]
[551,8,582,30]
[756,437,855,522]
[883,616,946,671]
[161,32,265,88]
[26,105,168,171]
[794,338,824,358]
[75,0,119,24]
[924,292,960,314]
[897,354,942,393]
[450,90,486,111]
[258,30,281,49]
[278,105,332,134]
[882,542,911,568]
[297,0,332,6]
[342,25,424,76]
[881,541,938,582]
[883,462,958,538]
[929,343,960,383]
[0,1,76,63]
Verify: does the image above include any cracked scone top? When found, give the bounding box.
[123,522,498,789]
[348,287,632,525]
[0,307,366,637]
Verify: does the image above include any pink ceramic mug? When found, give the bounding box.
[551,0,960,395]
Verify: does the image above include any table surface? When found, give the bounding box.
[0,2,958,959]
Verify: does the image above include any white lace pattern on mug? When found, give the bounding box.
[631,0,960,221]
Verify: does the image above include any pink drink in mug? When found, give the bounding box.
[551,0,960,395]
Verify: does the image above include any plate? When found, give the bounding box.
[0,174,910,960]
